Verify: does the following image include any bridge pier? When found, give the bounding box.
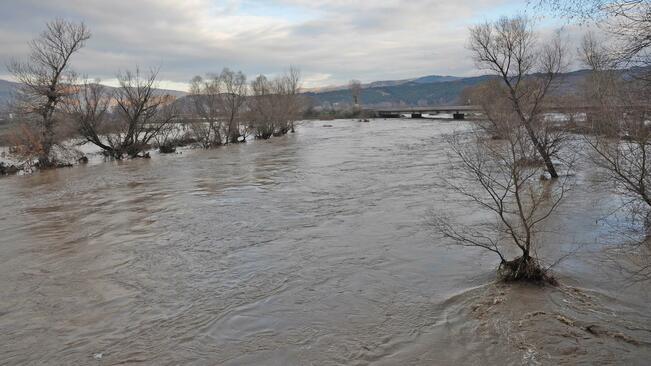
[378,111,401,118]
[452,113,465,120]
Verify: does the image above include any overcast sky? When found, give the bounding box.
[0,0,572,90]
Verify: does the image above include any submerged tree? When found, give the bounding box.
[534,2,651,281]
[188,74,224,148]
[8,19,90,167]
[349,79,362,113]
[468,16,567,178]
[69,69,176,159]
[187,68,248,147]
[463,78,570,165]
[459,80,518,139]
[433,117,571,283]
[578,32,651,280]
[109,69,177,158]
[248,67,304,139]
[580,33,651,208]
[249,75,276,139]
[220,68,248,144]
[275,66,303,134]
[65,79,112,150]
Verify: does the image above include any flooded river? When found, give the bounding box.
[1,119,650,365]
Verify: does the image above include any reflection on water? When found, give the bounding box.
[0,119,649,365]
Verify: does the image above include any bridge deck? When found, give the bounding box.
[367,105,482,114]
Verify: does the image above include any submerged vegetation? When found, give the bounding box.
[435,2,651,283]
[2,3,650,286]
[0,2,650,364]
[3,20,305,170]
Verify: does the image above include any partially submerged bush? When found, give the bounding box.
[159,144,176,154]
[433,118,572,286]
[499,256,557,285]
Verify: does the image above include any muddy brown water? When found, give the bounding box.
[0,119,649,365]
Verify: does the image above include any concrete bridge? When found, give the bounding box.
[365,105,482,120]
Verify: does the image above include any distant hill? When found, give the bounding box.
[0,68,612,114]
[304,75,495,108]
[304,69,599,108]
[412,75,463,84]
[306,74,463,93]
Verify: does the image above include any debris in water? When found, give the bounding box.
[556,314,575,327]
[585,324,604,335]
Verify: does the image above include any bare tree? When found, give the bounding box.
[575,32,651,280]
[468,16,567,178]
[188,74,223,148]
[349,79,362,110]
[248,67,304,139]
[580,33,651,213]
[460,80,516,139]
[153,121,187,154]
[276,66,303,134]
[8,19,90,167]
[65,79,112,150]
[433,116,571,283]
[220,68,248,144]
[579,33,626,136]
[536,1,650,66]
[97,69,177,158]
[249,75,274,139]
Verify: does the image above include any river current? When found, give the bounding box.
[1,119,649,365]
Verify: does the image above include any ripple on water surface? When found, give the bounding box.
[0,119,649,365]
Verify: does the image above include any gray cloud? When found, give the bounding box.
[0,0,560,90]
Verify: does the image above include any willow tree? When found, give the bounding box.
[433,113,571,283]
[69,70,176,159]
[468,16,567,178]
[188,74,224,148]
[8,19,90,167]
[109,69,177,158]
[248,67,303,139]
[220,68,248,144]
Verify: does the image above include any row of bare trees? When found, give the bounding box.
[438,4,651,282]
[185,67,303,146]
[248,67,303,139]
[7,20,178,162]
[188,68,248,147]
[67,70,177,159]
[7,19,306,165]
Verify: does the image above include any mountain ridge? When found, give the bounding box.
[305,74,462,92]
[305,69,599,108]
[0,68,608,114]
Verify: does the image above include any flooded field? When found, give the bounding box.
[1,119,649,365]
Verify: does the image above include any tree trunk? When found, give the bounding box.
[39,116,55,167]
[525,123,559,178]
[510,93,560,179]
